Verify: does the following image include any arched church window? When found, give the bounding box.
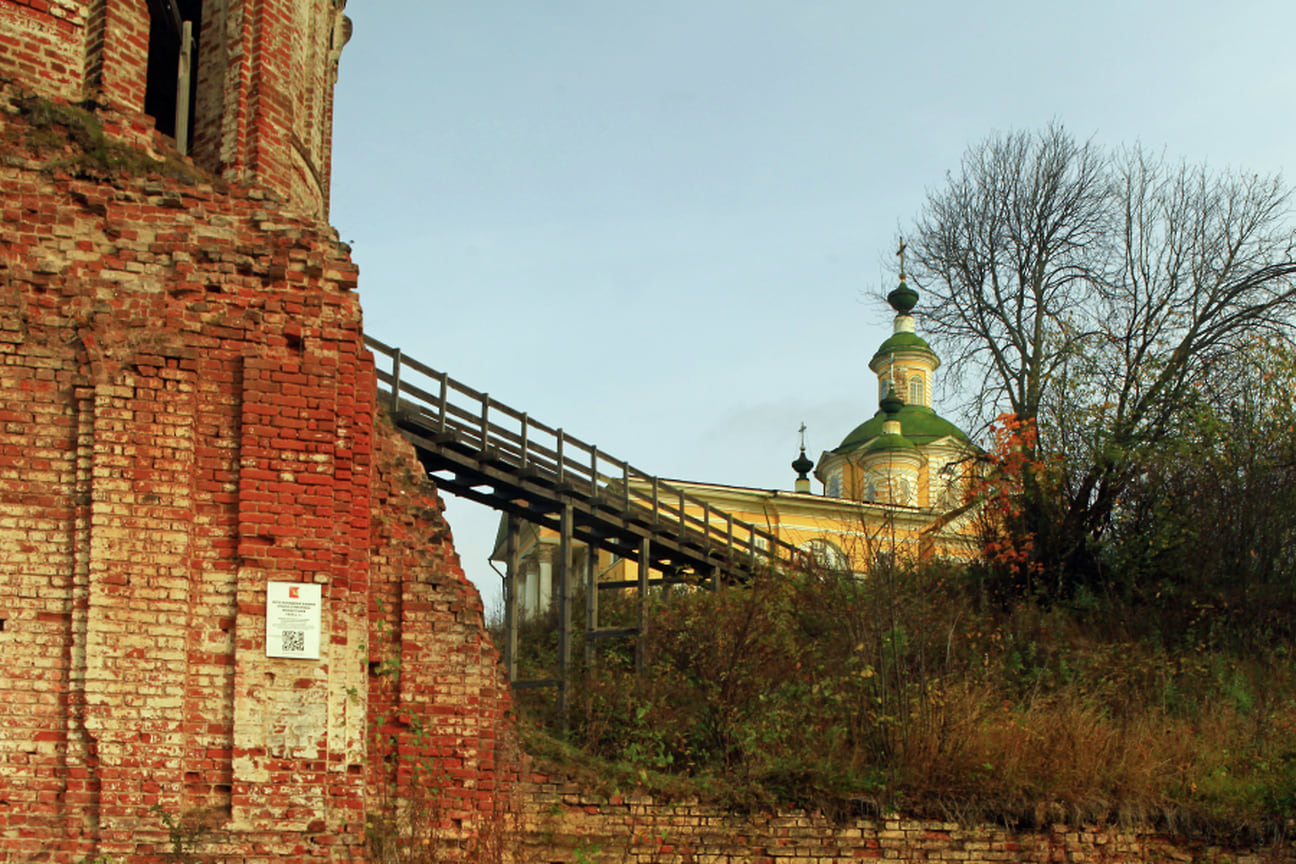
[826,470,843,499]
[909,374,924,406]
[799,539,849,572]
[897,478,912,505]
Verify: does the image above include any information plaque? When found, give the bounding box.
[265,582,322,659]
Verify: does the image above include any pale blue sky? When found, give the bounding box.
[330,1,1296,613]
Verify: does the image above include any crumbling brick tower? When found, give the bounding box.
[0,2,515,861]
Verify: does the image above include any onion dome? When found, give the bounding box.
[879,387,903,416]
[863,388,917,454]
[792,423,815,492]
[835,405,970,453]
[792,447,814,478]
[886,277,919,314]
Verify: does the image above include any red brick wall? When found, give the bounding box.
[1,0,349,217]
[367,414,521,860]
[0,0,85,99]
[186,0,349,218]
[0,80,519,862]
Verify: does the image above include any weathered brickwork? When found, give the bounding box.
[368,413,521,856]
[0,78,519,861]
[521,783,1295,864]
[0,0,349,218]
[5,3,1288,863]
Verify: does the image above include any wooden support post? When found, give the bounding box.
[584,543,597,684]
[503,514,519,682]
[174,20,193,156]
[558,503,573,733]
[636,537,650,673]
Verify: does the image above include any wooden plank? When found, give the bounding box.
[587,627,637,641]
[512,679,563,690]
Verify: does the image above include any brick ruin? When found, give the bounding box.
[0,0,517,860]
[2,3,1293,863]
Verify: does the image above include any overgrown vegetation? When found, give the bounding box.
[513,545,1295,845]
[10,92,209,183]
[909,124,1296,598]
[509,332,1296,848]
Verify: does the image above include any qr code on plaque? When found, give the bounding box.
[281,630,305,653]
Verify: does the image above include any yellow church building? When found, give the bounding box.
[493,270,982,618]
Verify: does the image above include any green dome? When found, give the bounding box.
[879,387,904,416]
[887,279,919,313]
[864,432,917,454]
[834,404,971,454]
[871,331,935,362]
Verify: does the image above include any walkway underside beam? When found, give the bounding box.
[398,425,752,580]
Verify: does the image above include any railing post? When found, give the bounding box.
[651,476,659,528]
[726,513,734,563]
[437,373,448,433]
[590,445,598,497]
[480,394,490,451]
[556,429,566,485]
[702,502,711,553]
[390,347,402,415]
[520,413,529,469]
[622,464,630,513]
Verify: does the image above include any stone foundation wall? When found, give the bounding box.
[518,782,1293,864]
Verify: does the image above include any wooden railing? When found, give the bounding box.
[365,335,800,575]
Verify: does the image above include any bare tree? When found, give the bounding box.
[910,124,1110,431]
[907,125,1296,591]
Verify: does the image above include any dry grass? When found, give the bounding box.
[513,562,1296,844]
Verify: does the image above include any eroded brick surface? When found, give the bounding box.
[0,78,518,862]
[0,0,350,218]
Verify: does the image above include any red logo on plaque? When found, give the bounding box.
[288,586,300,599]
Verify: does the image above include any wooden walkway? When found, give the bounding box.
[366,336,800,706]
